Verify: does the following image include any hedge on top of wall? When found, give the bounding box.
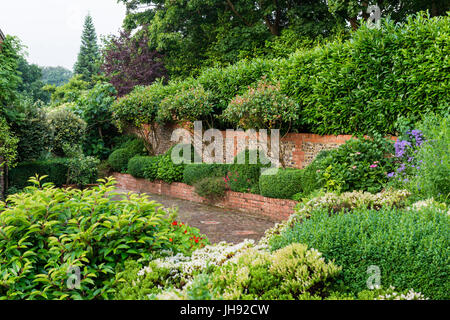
[111,13,449,135]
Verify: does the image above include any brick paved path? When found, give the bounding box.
[120,190,276,244]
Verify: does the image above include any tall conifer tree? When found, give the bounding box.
[74,14,100,82]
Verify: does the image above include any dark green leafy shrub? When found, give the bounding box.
[108,148,133,173]
[183,163,230,186]
[194,177,226,200]
[0,177,205,300]
[259,168,303,199]
[224,149,272,193]
[123,138,147,156]
[66,155,100,187]
[143,156,163,181]
[301,150,333,196]
[128,156,157,179]
[270,207,450,300]
[8,158,69,189]
[14,105,53,162]
[156,154,184,183]
[47,107,87,157]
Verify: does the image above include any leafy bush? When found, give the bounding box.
[223,79,299,132]
[8,158,69,189]
[278,13,450,134]
[270,207,450,300]
[309,134,395,193]
[128,156,157,179]
[183,163,230,186]
[66,155,100,187]
[143,156,163,181]
[194,177,226,200]
[0,177,205,300]
[224,149,271,193]
[0,117,19,169]
[108,138,147,173]
[47,107,87,157]
[259,168,303,199]
[301,149,333,196]
[156,154,184,183]
[158,84,216,125]
[108,148,134,173]
[209,244,341,300]
[13,105,52,162]
[122,138,147,156]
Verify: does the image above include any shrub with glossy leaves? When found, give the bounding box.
[0,177,204,300]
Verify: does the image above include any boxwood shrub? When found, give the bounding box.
[270,207,450,299]
[259,168,303,199]
[128,156,159,179]
[183,163,230,186]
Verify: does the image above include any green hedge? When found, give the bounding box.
[128,156,158,179]
[108,138,147,173]
[278,13,450,134]
[112,14,449,135]
[183,163,230,186]
[8,158,69,189]
[259,168,303,199]
[270,207,450,299]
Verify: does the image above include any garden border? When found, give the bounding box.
[113,173,296,221]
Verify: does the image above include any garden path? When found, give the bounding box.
[118,189,276,244]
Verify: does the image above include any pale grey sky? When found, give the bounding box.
[0,0,127,70]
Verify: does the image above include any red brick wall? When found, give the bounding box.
[113,173,296,222]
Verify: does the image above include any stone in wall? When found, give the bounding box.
[301,142,341,168]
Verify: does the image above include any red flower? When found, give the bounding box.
[172,221,178,226]
[169,238,173,242]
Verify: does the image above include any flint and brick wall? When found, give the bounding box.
[136,123,358,169]
[113,173,296,222]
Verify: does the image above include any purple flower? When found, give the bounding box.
[394,140,412,158]
[387,172,396,178]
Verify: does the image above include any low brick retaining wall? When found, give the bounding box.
[113,173,296,222]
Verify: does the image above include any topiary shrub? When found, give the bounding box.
[183,163,230,186]
[194,177,227,200]
[259,168,303,199]
[270,206,450,300]
[128,156,158,179]
[0,177,206,300]
[108,148,134,173]
[47,107,87,157]
[143,156,162,181]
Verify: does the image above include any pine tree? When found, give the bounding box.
[74,14,100,82]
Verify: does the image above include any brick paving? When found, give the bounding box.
[119,189,276,244]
